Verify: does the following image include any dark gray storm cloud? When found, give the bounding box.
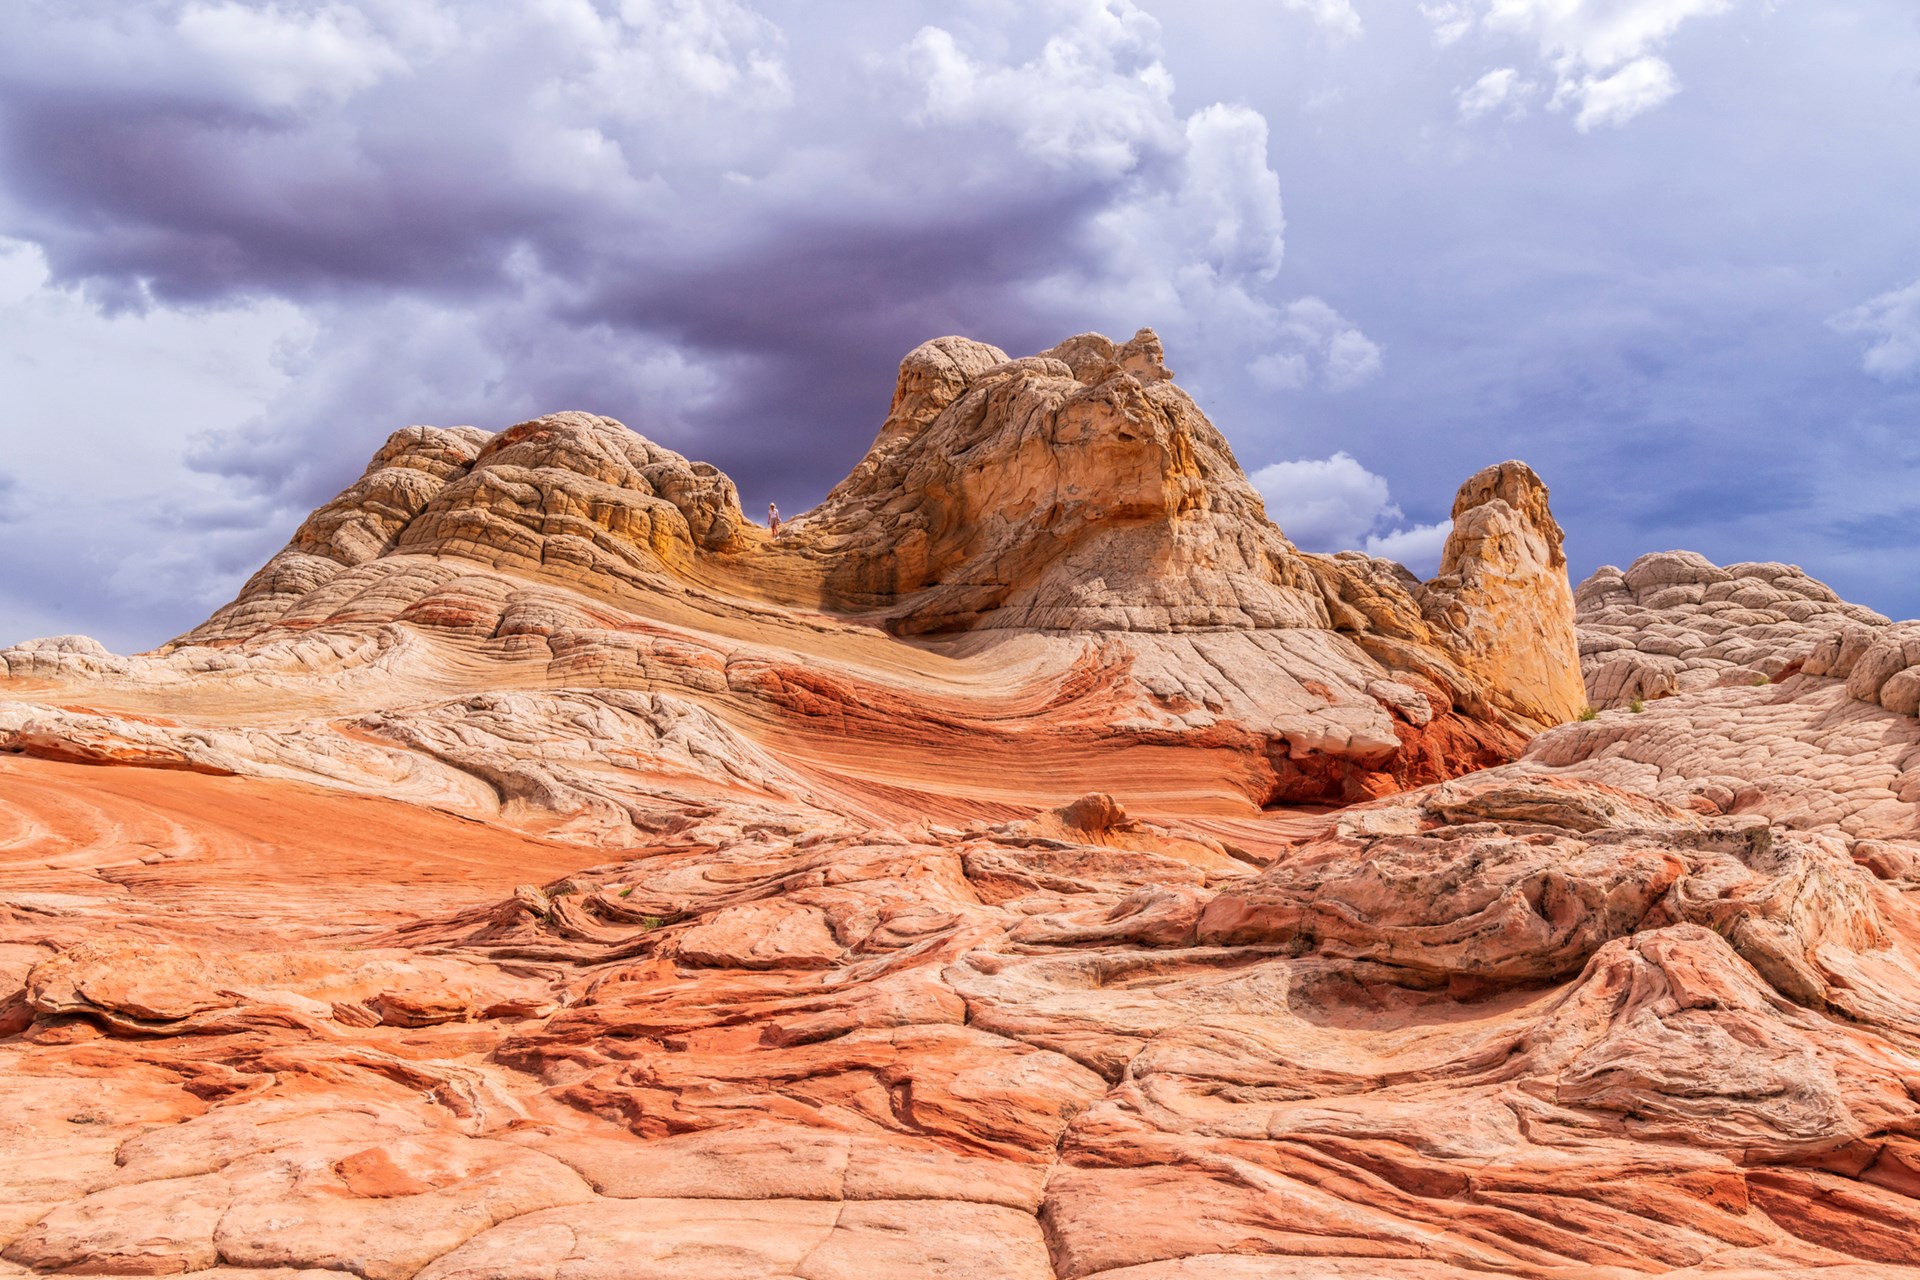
[1,2,1282,512]
[2,0,1918,651]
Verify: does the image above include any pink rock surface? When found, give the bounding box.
[4,333,1919,1277]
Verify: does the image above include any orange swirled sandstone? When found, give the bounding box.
[5,331,1918,1278]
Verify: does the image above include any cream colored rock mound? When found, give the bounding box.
[184,413,750,645]
[802,329,1585,729]
[1575,550,1888,708]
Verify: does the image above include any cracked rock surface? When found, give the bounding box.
[5,333,1920,1278]
[1575,550,1889,709]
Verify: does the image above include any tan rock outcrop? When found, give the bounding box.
[13,331,1915,1278]
[1575,550,1888,708]
[1812,619,1920,719]
[803,328,1334,633]
[184,414,750,646]
[3,331,1589,822]
[188,425,490,641]
[1416,460,1587,728]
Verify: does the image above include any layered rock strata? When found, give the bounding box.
[1575,550,1889,708]
[6,332,1920,1277]
[5,330,1586,822]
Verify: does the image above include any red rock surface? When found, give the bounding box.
[4,332,1919,1278]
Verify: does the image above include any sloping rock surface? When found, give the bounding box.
[4,333,1919,1278]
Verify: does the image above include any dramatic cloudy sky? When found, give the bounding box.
[2,0,1917,650]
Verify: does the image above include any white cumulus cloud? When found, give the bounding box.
[1434,0,1734,130]
[1365,520,1452,568]
[912,3,1297,383]
[545,0,792,122]
[1832,276,1920,383]
[1249,451,1451,574]
[1561,54,1678,130]
[175,1,411,108]
[1248,297,1382,392]
[1421,2,1474,46]
[1483,0,1733,74]
[1281,0,1363,40]
[1457,67,1532,121]
[905,1,1178,177]
[1061,102,1286,311]
[1251,452,1391,548]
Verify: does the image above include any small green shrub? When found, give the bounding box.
[639,915,666,931]
[1629,697,1646,713]
[1753,674,1771,686]
[1577,706,1598,721]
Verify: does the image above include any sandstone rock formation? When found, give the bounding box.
[805,328,1331,633]
[5,331,1919,1278]
[1419,461,1587,729]
[1575,550,1889,708]
[4,330,1587,824]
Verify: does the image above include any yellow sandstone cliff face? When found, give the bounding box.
[6,330,1920,1277]
[1419,459,1589,730]
[802,328,1334,634]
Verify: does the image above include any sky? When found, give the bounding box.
[1,0,1917,652]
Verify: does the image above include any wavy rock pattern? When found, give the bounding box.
[3,333,1918,1278]
[1575,550,1889,708]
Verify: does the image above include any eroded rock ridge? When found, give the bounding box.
[4,333,1919,1278]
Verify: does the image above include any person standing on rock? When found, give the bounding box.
[768,502,781,537]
